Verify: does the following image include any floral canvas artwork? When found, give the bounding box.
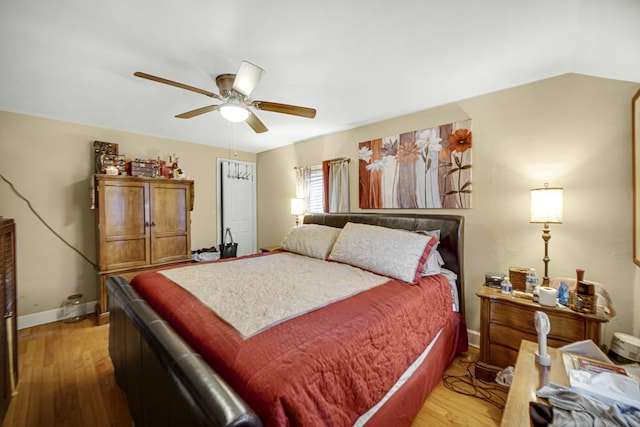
[358,120,472,209]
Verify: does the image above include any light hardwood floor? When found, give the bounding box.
[3,319,504,426]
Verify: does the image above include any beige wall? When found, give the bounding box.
[0,111,255,317]
[257,73,640,345]
[1,73,639,344]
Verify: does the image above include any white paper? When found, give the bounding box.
[559,339,613,363]
[569,369,640,408]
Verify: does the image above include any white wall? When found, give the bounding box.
[257,73,640,346]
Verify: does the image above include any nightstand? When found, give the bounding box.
[475,286,608,381]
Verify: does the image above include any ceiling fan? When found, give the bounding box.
[133,61,316,134]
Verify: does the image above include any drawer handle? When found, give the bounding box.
[528,319,534,327]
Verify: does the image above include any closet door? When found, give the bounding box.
[218,159,256,257]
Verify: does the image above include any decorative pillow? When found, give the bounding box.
[328,222,437,283]
[422,247,445,276]
[281,224,342,260]
[416,229,442,275]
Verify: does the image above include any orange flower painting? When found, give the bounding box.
[358,120,472,209]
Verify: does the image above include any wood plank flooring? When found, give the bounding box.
[2,318,504,426]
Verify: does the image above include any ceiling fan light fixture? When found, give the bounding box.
[219,103,249,122]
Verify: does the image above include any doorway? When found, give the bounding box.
[217,158,257,256]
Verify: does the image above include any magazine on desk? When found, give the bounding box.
[562,353,627,376]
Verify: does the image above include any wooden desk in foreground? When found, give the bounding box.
[501,340,569,426]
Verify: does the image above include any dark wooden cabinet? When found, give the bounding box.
[475,286,608,381]
[94,175,193,324]
[0,218,17,422]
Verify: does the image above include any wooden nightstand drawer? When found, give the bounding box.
[488,342,519,368]
[488,324,571,367]
[490,323,537,352]
[490,300,586,343]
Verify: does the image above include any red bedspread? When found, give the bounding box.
[132,255,463,426]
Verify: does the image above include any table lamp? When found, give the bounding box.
[530,183,563,285]
[290,198,305,226]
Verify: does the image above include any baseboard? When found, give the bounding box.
[467,328,480,348]
[16,301,97,330]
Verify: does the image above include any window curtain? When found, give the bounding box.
[322,158,350,213]
[295,166,321,212]
[295,166,309,199]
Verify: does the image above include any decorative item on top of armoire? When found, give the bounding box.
[0,218,18,422]
[93,141,126,175]
[358,119,472,209]
[93,174,194,324]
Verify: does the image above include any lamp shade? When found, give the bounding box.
[232,61,265,96]
[530,185,563,224]
[290,198,305,216]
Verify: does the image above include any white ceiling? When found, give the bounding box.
[1,0,639,153]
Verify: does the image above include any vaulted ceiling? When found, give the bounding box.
[1,0,639,153]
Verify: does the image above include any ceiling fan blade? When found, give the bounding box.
[134,72,221,99]
[175,105,220,119]
[253,101,316,119]
[246,111,268,133]
[232,61,265,97]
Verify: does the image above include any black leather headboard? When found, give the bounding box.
[303,213,465,316]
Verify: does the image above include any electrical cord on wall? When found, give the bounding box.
[0,173,98,269]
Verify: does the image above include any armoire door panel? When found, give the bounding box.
[150,182,190,264]
[151,185,188,233]
[152,236,189,264]
[102,185,148,237]
[103,239,149,270]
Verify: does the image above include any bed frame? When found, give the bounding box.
[107,213,465,427]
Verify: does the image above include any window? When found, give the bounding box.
[296,164,324,213]
[306,165,324,213]
[296,159,349,214]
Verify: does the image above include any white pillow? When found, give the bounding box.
[281,224,342,260]
[416,229,441,240]
[328,222,437,283]
[422,248,445,276]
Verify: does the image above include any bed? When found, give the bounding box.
[107,212,467,427]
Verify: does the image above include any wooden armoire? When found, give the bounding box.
[94,175,193,324]
[0,218,17,422]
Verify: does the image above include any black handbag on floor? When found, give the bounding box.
[219,227,238,259]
